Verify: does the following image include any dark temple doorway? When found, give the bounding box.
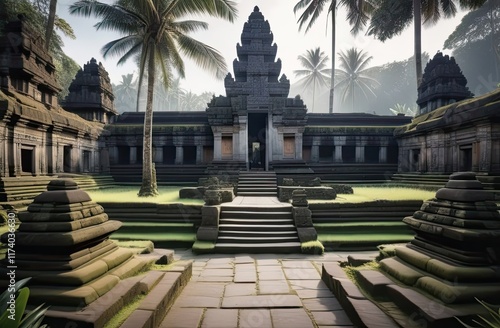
[248,113,267,170]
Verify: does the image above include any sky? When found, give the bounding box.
[56,0,465,98]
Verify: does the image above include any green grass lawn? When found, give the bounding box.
[87,186,203,204]
[311,186,435,203]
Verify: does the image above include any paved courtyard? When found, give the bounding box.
[158,250,377,328]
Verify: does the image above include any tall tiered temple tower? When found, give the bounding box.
[207,6,307,171]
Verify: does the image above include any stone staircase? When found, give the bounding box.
[236,171,277,197]
[215,204,301,253]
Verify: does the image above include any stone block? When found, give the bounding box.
[379,257,423,286]
[196,227,218,242]
[33,189,92,204]
[445,179,483,189]
[292,207,312,227]
[200,206,220,226]
[203,190,221,205]
[179,187,203,199]
[297,227,317,243]
[436,188,494,202]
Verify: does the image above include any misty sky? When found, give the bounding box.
[56,0,465,97]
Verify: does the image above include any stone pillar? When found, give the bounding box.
[334,145,343,163]
[175,146,184,165]
[196,206,220,244]
[295,132,303,160]
[355,146,364,163]
[379,146,387,163]
[238,117,248,163]
[196,145,203,164]
[129,146,137,164]
[154,146,163,163]
[213,134,222,161]
[311,137,320,162]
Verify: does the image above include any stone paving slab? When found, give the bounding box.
[311,310,354,326]
[271,308,315,328]
[234,271,257,283]
[195,275,233,282]
[234,256,255,264]
[235,263,256,271]
[284,268,320,280]
[303,297,343,311]
[239,309,272,328]
[289,279,329,290]
[224,283,257,297]
[175,295,221,308]
[256,265,283,272]
[295,289,334,299]
[182,283,225,298]
[281,260,316,269]
[256,259,281,266]
[200,269,234,276]
[159,307,203,328]
[258,280,290,294]
[221,295,302,308]
[201,309,238,328]
[258,270,286,280]
[204,263,234,269]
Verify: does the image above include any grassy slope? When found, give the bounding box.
[87,186,203,204]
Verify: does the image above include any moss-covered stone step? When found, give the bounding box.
[321,263,399,327]
[215,242,301,253]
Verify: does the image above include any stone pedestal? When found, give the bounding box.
[0,179,148,307]
[380,172,500,304]
[196,206,220,242]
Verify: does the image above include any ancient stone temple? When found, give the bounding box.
[105,6,411,184]
[395,52,500,178]
[63,57,118,124]
[0,16,112,179]
[416,52,474,116]
[0,179,148,306]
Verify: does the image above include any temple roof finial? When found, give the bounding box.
[254,6,259,12]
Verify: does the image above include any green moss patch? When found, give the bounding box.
[301,240,324,254]
[192,240,215,254]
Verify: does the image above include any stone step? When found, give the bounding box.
[220,218,293,225]
[215,242,301,253]
[217,235,300,243]
[237,192,277,196]
[218,230,298,236]
[218,224,296,231]
[221,205,292,212]
[221,211,291,219]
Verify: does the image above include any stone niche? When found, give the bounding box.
[0,179,149,307]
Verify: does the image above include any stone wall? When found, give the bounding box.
[279,186,336,202]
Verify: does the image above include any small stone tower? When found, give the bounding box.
[63,58,118,124]
[416,51,473,116]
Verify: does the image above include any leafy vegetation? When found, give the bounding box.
[0,278,49,328]
[457,298,500,328]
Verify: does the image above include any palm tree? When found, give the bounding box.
[293,47,330,112]
[293,0,375,113]
[368,0,486,86]
[45,0,57,50]
[114,73,137,112]
[334,48,379,111]
[70,0,237,197]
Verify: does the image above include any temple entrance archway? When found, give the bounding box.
[248,113,267,170]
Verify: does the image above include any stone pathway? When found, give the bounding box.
[158,250,375,328]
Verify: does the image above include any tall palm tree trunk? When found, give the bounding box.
[329,2,337,114]
[312,80,316,113]
[413,0,423,86]
[138,50,159,197]
[45,0,57,50]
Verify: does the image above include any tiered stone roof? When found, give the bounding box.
[224,6,290,108]
[417,52,473,115]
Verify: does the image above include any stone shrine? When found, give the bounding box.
[0,179,149,306]
[377,172,500,325]
[62,57,118,124]
[417,52,474,116]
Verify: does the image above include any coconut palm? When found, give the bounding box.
[293,0,375,113]
[368,0,486,86]
[334,47,379,111]
[293,47,330,112]
[114,73,137,112]
[70,0,237,197]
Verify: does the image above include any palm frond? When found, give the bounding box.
[101,35,142,59]
[173,0,238,23]
[176,34,227,79]
[171,20,210,34]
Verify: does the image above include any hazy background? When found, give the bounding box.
[56,0,469,114]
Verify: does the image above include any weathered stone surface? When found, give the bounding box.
[160,308,204,328]
[271,309,314,328]
[240,309,272,328]
[33,189,92,204]
[201,309,238,328]
[436,188,494,202]
[449,172,477,180]
[47,179,79,190]
[296,227,318,243]
[279,186,336,202]
[445,179,483,189]
[179,187,203,199]
[221,295,302,308]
